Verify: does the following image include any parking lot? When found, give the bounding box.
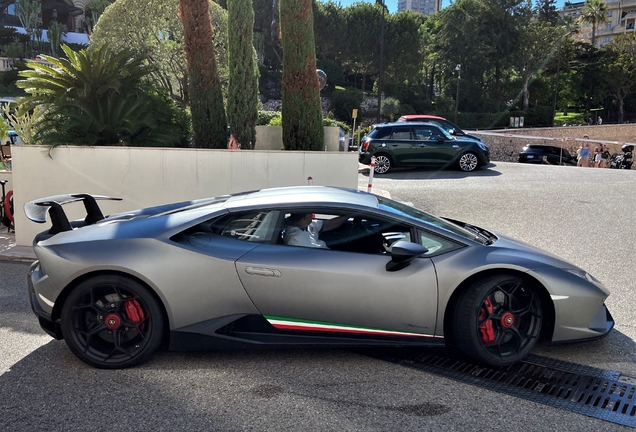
[1,161,635,431]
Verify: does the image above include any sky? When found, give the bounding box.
[327,0,567,14]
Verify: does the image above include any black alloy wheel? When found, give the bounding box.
[60,275,164,369]
[373,154,392,174]
[453,274,543,367]
[457,152,479,172]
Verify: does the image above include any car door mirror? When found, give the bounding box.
[386,241,428,272]
[436,137,445,143]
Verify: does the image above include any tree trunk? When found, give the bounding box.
[178,0,227,148]
[522,76,530,111]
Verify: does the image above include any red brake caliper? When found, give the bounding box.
[478,298,495,344]
[124,299,145,329]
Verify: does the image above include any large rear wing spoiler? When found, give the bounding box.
[24,194,122,235]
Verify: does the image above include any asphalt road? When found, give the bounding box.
[1,162,634,431]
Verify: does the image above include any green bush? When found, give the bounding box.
[331,87,363,121]
[258,110,280,125]
[323,117,349,132]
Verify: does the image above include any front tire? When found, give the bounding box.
[60,275,164,369]
[453,274,542,366]
[373,154,392,174]
[457,152,479,172]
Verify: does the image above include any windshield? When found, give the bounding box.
[377,196,484,243]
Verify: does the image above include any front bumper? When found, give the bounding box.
[28,261,62,339]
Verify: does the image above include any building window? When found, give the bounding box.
[606,23,612,30]
[604,37,610,43]
[608,11,613,17]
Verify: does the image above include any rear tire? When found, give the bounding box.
[61,275,164,369]
[457,152,479,172]
[452,274,542,366]
[373,154,392,174]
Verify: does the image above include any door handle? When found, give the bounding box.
[452,145,459,148]
[418,144,427,147]
[245,267,282,277]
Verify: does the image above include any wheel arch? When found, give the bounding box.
[442,268,555,346]
[51,270,171,345]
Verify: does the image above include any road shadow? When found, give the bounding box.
[360,163,502,180]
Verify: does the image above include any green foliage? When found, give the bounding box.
[316,58,344,93]
[268,113,282,126]
[258,110,280,125]
[398,104,415,116]
[17,44,185,147]
[322,117,349,132]
[381,97,400,121]
[553,111,586,126]
[280,0,324,150]
[330,87,363,121]
[227,0,259,149]
[580,0,609,46]
[92,0,229,109]
[48,21,67,57]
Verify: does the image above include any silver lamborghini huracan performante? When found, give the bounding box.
[25,187,614,369]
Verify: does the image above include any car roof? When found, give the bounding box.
[374,122,444,128]
[223,186,380,210]
[399,114,446,121]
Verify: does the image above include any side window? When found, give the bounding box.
[391,127,411,140]
[418,229,463,256]
[370,127,392,139]
[281,210,412,255]
[413,127,433,141]
[217,210,283,242]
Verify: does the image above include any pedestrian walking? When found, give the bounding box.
[578,136,590,167]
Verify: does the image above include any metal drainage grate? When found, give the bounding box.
[364,348,636,428]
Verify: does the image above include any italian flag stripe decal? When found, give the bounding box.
[264,315,437,338]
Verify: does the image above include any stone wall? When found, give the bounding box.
[476,124,636,167]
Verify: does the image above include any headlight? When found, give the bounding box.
[477,141,488,151]
[563,268,601,284]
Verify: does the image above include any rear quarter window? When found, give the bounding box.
[369,127,392,139]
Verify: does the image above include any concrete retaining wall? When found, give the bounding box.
[255,126,342,151]
[478,124,636,166]
[12,146,359,247]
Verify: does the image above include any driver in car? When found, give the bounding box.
[284,213,348,248]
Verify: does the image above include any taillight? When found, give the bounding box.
[362,139,370,152]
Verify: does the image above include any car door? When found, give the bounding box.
[412,125,459,165]
[387,126,420,165]
[235,224,439,339]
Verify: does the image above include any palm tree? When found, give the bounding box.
[580,0,609,47]
[17,44,183,147]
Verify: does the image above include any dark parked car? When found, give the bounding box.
[397,114,483,142]
[518,144,577,166]
[359,122,490,174]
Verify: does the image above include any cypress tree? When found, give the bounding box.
[280,0,324,151]
[227,0,259,150]
[178,0,227,148]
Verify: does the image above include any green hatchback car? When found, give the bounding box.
[359,122,490,174]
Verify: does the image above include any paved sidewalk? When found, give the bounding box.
[0,231,36,262]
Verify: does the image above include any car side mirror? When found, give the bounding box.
[437,137,445,143]
[386,241,428,272]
